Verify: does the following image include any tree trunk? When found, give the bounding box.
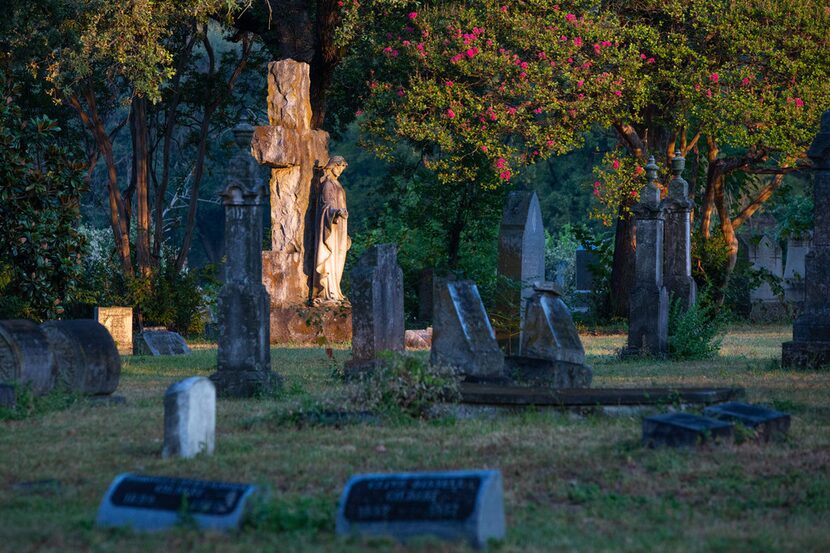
[132,96,152,277]
[699,135,718,239]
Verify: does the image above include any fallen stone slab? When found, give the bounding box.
[642,412,734,448]
[134,328,191,356]
[703,402,791,441]
[459,383,744,407]
[96,473,257,531]
[337,469,505,549]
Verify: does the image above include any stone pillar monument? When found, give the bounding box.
[783,110,830,369]
[211,123,279,397]
[662,150,697,310]
[495,190,546,352]
[625,156,669,357]
[251,60,351,343]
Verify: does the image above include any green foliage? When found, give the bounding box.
[0,73,87,320]
[0,383,81,421]
[351,353,461,420]
[244,495,334,534]
[572,225,615,321]
[667,294,728,360]
[545,226,581,299]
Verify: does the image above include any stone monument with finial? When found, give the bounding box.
[211,123,280,396]
[662,149,697,310]
[782,110,830,369]
[625,156,669,357]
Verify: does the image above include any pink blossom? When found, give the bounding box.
[706,88,712,98]
[577,79,584,87]
[560,35,568,42]
[402,40,411,46]
[573,37,582,47]
[634,165,645,176]
[567,58,573,64]
[337,0,343,6]
[408,11,417,19]
[447,108,456,119]
[534,107,543,114]
[537,51,547,60]
[416,42,425,53]
[473,27,484,36]
[593,180,601,188]
[640,53,647,60]
[613,90,622,97]
[612,159,620,170]
[451,53,464,63]
[741,77,751,86]
[445,80,454,87]
[500,170,512,180]
[710,72,719,83]
[501,5,507,12]
[795,97,805,107]
[593,187,601,198]
[486,39,493,46]
[496,157,507,168]
[601,40,612,47]
[404,25,414,33]
[519,72,527,79]
[507,106,517,115]
[565,13,576,22]
[593,44,601,54]
[466,47,479,58]
[630,190,638,197]
[383,46,393,53]
[520,61,529,69]
[488,111,497,121]
[397,88,405,97]
[481,145,488,152]
[546,140,555,147]
[647,57,655,64]
[355,109,364,116]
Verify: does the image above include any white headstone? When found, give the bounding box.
[94,306,133,355]
[162,377,216,459]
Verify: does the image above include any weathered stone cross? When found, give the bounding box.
[252,60,330,305]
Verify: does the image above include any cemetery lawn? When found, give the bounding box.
[2,325,829,552]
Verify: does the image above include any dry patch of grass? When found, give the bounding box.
[1,325,829,552]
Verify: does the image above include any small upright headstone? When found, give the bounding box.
[662,151,697,310]
[431,279,504,381]
[749,235,786,321]
[783,236,810,310]
[703,402,791,441]
[573,246,597,313]
[163,377,216,459]
[95,306,133,355]
[211,123,279,396]
[96,473,256,531]
[625,157,669,357]
[0,384,15,409]
[336,470,505,549]
[346,244,404,375]
[134,328,191,356]
[642,412,734,448]
[496,191,546,349]
[783,109,830,369]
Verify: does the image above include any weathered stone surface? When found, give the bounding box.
[336,470,505,549]
[163,377,216,459]
[405,328,432,350]
[503,356,591,388]
[784,236,810,309]
[783,109,830,369]
[521,283,585,365]
[703,401,790,441]
[212,123,279,396]
[662,151,697,310]
[94,306,133,355]
[40,320,121,395]
[626,158,669,357]
[346,244,404,373]
[0,384,15,408]
[496,191,546,349]
[642,413,734,448]
[575,247,598,292]
[0,320,55,395]
[312,156,351,303]
[267,60,313,130]
[96,473,256,531]
[269,304,351,344]
[749,234,787,321]
[431,280,504,381]
[134,329,191,356]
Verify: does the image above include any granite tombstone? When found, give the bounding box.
[95,306,133,355]
[642,412,734,448]
[703,402,790,441]
[163,377,216,459]
[134,328,191,356]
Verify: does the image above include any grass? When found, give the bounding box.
[1,325,829,552]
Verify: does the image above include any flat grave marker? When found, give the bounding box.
[337,469,505,549]
[96,473,256,531]
[703,402,791,441]
[642,412,734,448]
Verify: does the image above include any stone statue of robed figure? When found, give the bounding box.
[312,156,351,304]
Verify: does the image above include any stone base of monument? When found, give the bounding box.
[503,356,592,388]
[703,401,791,441]
[209,369,282,398]
[782,340,830,369]
[269,304,352,344]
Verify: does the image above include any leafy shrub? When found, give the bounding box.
[351,353,460,419]
[668,294,728,360]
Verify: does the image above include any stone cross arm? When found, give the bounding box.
[251,125,330,168]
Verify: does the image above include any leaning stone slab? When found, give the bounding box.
[40,320,121,395]
[134,328,191,356]
[703,402,791,441]
[163,377,216,459]
[95,306,133,355]
[521,283,585,366]
[0,319,55,395]
[336,470,505,549]
[431,280,504,381]
[96,473,256,531]
[642,412,734,448]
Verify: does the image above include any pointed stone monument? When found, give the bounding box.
[783,110,830,369]
[252,60,351,343]
[662,150,697,310]
[625,157,669,357]
[211,123,279,397]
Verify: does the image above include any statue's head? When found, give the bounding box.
[325,156,347,170]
